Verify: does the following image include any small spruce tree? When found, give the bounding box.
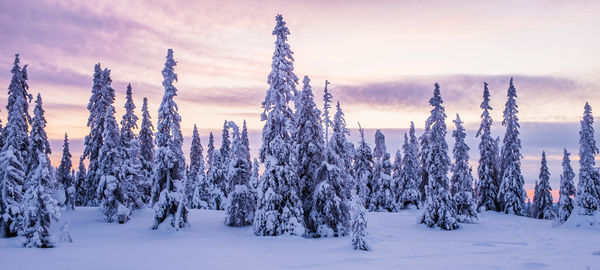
[97,105,130,223]
[189,125,209,209]
[450,114,478,223]
[532,151,555,219]
[75,158,86,206]
[58,133,74,210]
[22,152,61,248]
[369,130,395,212]
[557,148,575,223]
[398,122,421,209]
[354,123,373,207]
[225,121,256,226]
[350,194,370,251]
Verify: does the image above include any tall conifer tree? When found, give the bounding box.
[254,14,304,236]
[0,54,32,237]
[151,49,188,230]
[82,64,115,206]
[420,83,459,230]
[498,78,526,215]
[294,76,325,224]
[138,97,154,203]
[573,102,600,219]
[120,84,144,209]
[476,82,500,211]
[21,92,62,247]
[330,102,354,194]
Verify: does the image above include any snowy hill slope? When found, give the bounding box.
[0,208,598,270]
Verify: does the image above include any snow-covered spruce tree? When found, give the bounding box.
[225,121,256,226]
[21,92,62,247]
[242,120,251,163]
[254,14,304,236]
[138,97,154,203]
[122,138,145,209]
[418,119,432,202]
[192,170,210,210]
[205,122,230,207]
[75,158,86,206]
[26,96,50,175]
[450,114,478,222]
[350,194,370,251]
[187,124,202,207]
[322,80,333,143]
[221,120,231,159]
[0,54,32,237]
[498,78,526,215]
[22,151,61,248]
[526,197,534,218]
[354,124,373,206]
[206,132,215,173]
[557,148,575,223]
[97,105,130,223]
[308,144,351,237]
[532,151,555,219]
[369,130,395,212]
[294,76,325,220]
[57,133,75,210]
[476,82,500,211]
[573,102,600,218]
[250,158,260,190]
[330,102,355,197]
[530,180,539,218]
[392,150,403,205]
[120,84,144,210]
[150,49,188,230]
[120,84,138,148]
[398,123,422,209]
[420,83,459,230]
[27,94,51,181]
[207,148,227,210]
[220,121,232,193]
[189,125,209,209]
[307,103,352,237]
[81,64,115,206]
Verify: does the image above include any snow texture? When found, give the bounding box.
[1,208,598,269]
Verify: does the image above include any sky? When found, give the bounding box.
[1,0,599,199]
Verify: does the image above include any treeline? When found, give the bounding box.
[1,14,598,250]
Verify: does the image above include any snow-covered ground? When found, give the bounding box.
[1,208,598,270]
